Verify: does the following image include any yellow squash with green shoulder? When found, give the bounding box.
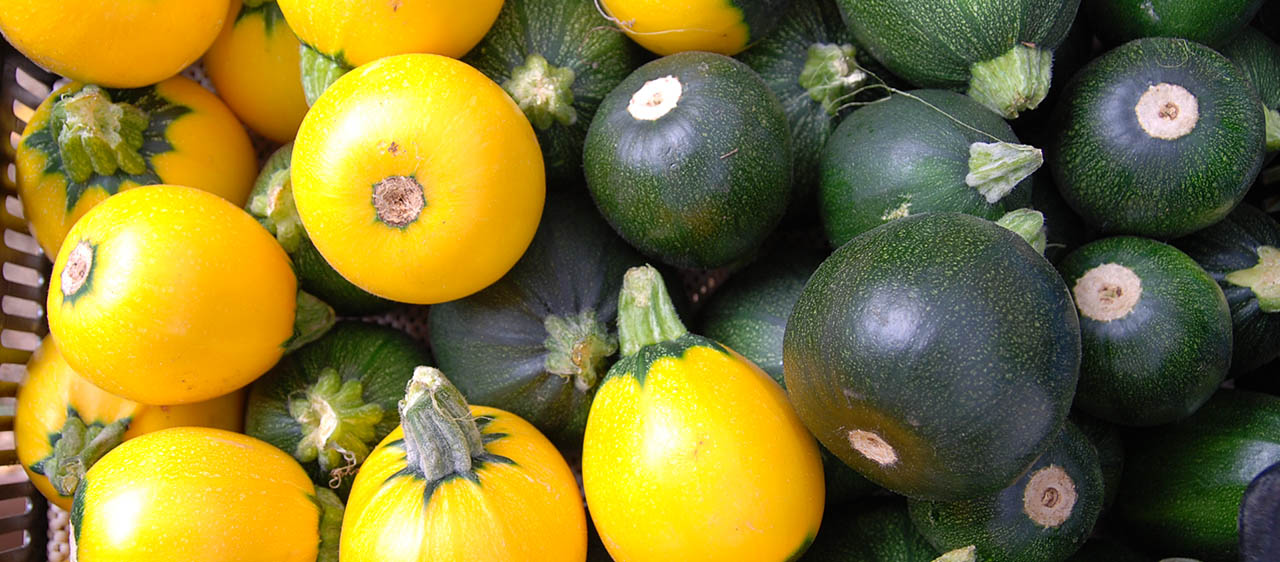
[598,0,792,56]
[204,0,310,142]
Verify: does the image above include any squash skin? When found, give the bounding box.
[17,78,257,260]
[783,212,1080,502]
[340,405,587,562]
[598,0,794,56]
[1218,27,1280,158]
[71,427,323,561]
[278,0,501,64]
[0,0,228,88]
[204,0,309,143]
[1085,0,1266,48]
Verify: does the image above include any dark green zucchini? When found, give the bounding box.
[245,321,432,498]
[1057,236,1231,426]
[801,498,939,561]
[1115,390,1280,562]
[819,89,1038,247]
[462,0,646,184]
[247,143,395,316]
[1174,204,1280,373]
[1219,27,1280,155]
[1069,412,1124,512]
[583,51,792,269]
[783,212,1081,501]
[1240,461,1280,562]
[1084,0,1266,48]
[908,422,1103,562]
[835,0,1080,118]
[1049,37,1267,238]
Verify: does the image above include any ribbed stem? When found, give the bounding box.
[543,309,618,392]
[997,209,1047,255]
[289,368,384,485]
[284,291,336,354]
[503,53,577,130]
[1226,246,1280,312]
[49,85,149,183]
[797,43,868,115]
[314,486,344,562]
[398,367,487,481]
[966,141,1042,203]
[967,43,1052,119]
[617,265,687,357]
[47,414,130,497]
[1265,105,1279,152]
[300,44,351,106]
[247,145,303,253]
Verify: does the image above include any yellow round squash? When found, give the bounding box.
[203,0,309,142]
[47,184,296,406]
[598,0,774,56]
[291,53,545,304]
[0,0,230,88]
[16,77,257,259]
[14,337,244,511]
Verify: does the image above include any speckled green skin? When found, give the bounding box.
[1049,37,1266,238]
[1175,204,1280,373]
[834,0,1079,89]
[819,90,1033,247]
[462,0,645,184]
[909,422,1103,562]
[801,498,939,561]
[1062,537,1150,562]
[1069,412,1123,512]
[1116,390,1280,562]
[783,213,1081,501]
[1220,27,1280,161]
[584,51,792,269]
[1085,0,1265,48]
[245,321,432,498]
[1059,236,1232,426]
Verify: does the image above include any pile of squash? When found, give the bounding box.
[2,0,1279,560]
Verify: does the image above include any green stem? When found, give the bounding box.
[300,44,352,106]
[617,265,687,357]
[46,413,130,497]
[247,144,303,254]
[932,545,977,562]
[502,54,577,130]
[285,290,336,354]
[967,43,1052,119]
[1226,246,1280,312]
[289,368,385,486]
[966,141,1042,203]
[49,85,150,183]
[798,43,869,116]
[398,367,487,481]
[543,309,618,392]
[997,209,1047,255]
[314,486,344,562]
[1265,105,1279,152]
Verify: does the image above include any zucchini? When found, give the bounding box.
[1218,28,1280,155]
[1085,0,1266,48]
[1240,461,1280,562]
[597,0,793,57]
[802,498,939,561]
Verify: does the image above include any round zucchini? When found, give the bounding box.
[1058,236,1232,426]
[597,0,793,56]
[1218,28,1280,156]
[802,498,939,561]
[819,89,1038,247]
[908,422,1104,562]
[462,0,646,184]
[1049,37,1267,238]
[1174,204,1280,374]
[835,0,1080,118]
[1085,0,1266,48]
[783,212,1081,501]
[245,321,432,498]
[1115,390,1280,562]
[584,51,792,269]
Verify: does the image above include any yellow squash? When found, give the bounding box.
[341,367,586,562]
[47,184,297,406]
[582,266,826,562]
[16,77,257,259]
[204,0,309,142]
[598,0,755,56]
[0,0,229,88]
[70,427,341,561]
[291,54,545,304]
[14,337,244,511]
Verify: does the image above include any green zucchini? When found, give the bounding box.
[1057,236,1231,426]
[1084,0,1266,48]
[461,0,646,184]
[801,498,939,561]
[1218,28,1280,155]
[818,89,1038,247]
[835,0,1080,118]
[1240,461,1280,562]
[245,321,432,498]
[1049,37,1267,238]
[583,51,792,269]
[783,212,1081,501]
[1174,204,1280,374]
[908,422,1103,562]
[1115,390,1280,562]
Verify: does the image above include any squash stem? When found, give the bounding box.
[544,310,618,392]
[247,144,304,253]
[285,290,336,354]
[503,54,578,130]
[996,209,1047,255]
[314,487,344,562]
[967,43,1052,119]
[300,43,352,106]
[932,545,977,562]
[617,265,687,356]
[1226,246,1280,313]
[798,43,869,116]
[289,368,385,487]
[398,367,487,482]
[48,85,150,183]
[1265,105,1279,152]
[966,141,1042,203]
[46,414,130,497]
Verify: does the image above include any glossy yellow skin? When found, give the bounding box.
[47,185,296,406]
[204,0,309,142]
[0,0,229,87]
[599,0,751,56]
[583,344,826,562]
[342,405,587,562]
[72,427,321,561]
[14,338,244,511]
[16,77,257,259]
[292,54,544,304]
[278,0,502,63]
